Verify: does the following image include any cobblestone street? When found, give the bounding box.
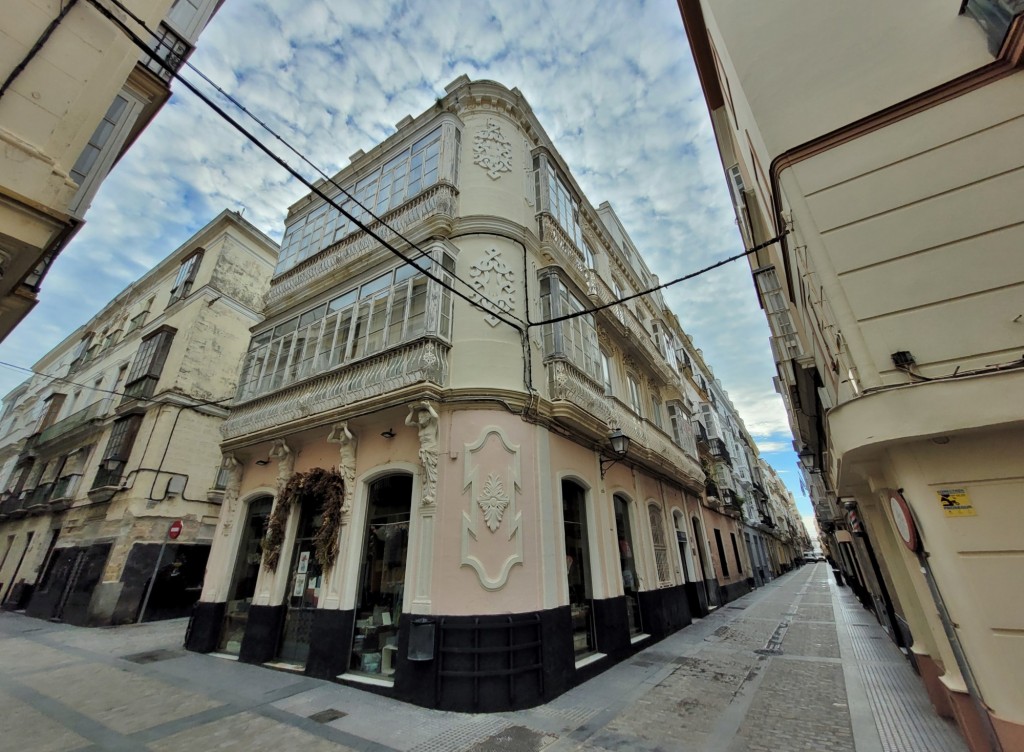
[0,565,966,752]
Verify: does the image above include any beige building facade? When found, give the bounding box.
[679,2,1024,749]
[0,0,223,340]
[186,76,805,712]
[0,210,277,625]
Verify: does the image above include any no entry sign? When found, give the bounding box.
[168,519,183,540]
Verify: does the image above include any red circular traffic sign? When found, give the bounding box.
[168,520,183,540]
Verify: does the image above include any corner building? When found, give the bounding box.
[188,77,786,711]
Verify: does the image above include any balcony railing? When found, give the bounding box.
[222,337,449,440]
[50,474,82,502]
[264,183,458,311]
[547,358,702,484]
[37,401,105,445]
[140,23,191,82]
[707,437,732,465]
[586,273,676,385]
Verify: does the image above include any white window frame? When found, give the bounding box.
[68,89,145,217]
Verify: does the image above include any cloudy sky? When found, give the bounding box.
[0,0,812,520]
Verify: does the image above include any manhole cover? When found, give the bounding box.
[308,708,347,723]
[631,660,655,667]
[123,649,182,664]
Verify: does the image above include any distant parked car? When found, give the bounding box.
[802,551,821,563]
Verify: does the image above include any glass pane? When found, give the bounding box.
[218,497,272,655]
[563,480,594,658]
[350,474,412,677]
[614,496,643,636]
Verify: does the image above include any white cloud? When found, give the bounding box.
[0,0,798,488]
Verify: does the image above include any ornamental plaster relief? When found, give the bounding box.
[406,401,440,505]
[327,422,357,512]
[461,426,523,590]
[218,452,243,537]
[469,248,516,327]
[472,118,513,180]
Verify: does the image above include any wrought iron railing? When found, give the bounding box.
[546,358,702,482]
[37,402,105,445]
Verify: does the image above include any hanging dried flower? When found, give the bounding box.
[261,467,346,572]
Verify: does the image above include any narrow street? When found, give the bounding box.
[0,565,965,752]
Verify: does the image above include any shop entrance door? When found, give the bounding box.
[276,499,323,666]
[218,496,272,654]
[613,495,642,637]
[350,474,412,678]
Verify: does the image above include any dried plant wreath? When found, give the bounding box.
[262,467,346,572]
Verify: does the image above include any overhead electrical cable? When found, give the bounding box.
[0,359,233,408]
[86,0,788,341]
[534,231,789,328]
[85,0,524,333]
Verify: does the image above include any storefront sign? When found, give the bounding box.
[887,490,918,552]
[937,488,976,517]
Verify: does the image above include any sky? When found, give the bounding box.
[0,0,813,524]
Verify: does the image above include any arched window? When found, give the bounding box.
[648,504,671,585]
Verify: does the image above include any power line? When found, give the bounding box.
[0,359,231,409]
[88,0,524,333]
[87,0,784,344]
[533,231,788,328]
[180,63,525,326]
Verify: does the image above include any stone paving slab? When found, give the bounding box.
[0,564,968,752]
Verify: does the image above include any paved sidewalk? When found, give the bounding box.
[0,565,966,751]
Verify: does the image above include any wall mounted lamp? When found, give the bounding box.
[599,428,631,478]
[797,446,818,473]
[254,459,269,466]
[381,428,396,439]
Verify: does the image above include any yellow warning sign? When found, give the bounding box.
[937,488,976,517]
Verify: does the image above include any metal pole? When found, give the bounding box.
[137,540,166,624]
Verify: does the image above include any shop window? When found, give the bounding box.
[563,479,595,658]
[217,496,272,654]
[350,474,412,678]
[613,495,642,636]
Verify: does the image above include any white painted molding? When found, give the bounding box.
[461,425,523,590]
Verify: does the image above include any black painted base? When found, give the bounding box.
[684,581,709,617]
[217,588,702,712]
[239,605,285,664]
[306,609,354,679]
[638,584,692,638]
[185,601,225,653]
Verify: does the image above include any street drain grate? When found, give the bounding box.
[123,649,182,664]
[755,648,783,655]
[308,708,347,723]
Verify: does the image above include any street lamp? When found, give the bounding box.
[599,428,630,478]
[797,446,817,473]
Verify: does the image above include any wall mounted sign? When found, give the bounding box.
[887,490,919,552]
[168,520,183,540]
[937,488,976,518]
